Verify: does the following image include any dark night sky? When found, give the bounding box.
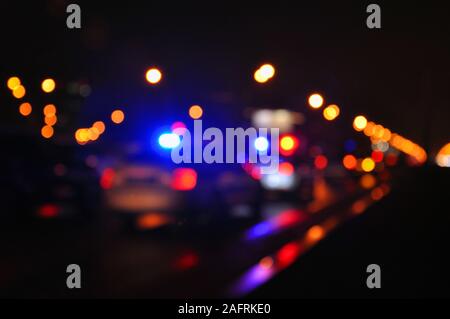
[1,1,449,155]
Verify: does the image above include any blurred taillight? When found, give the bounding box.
[174,252,199,270]
[277,242,301,268]
[171,168,197,191]
[137,213,171,230]
[37,204,60,218]
[279,162,294,176]
[100,168,115,189]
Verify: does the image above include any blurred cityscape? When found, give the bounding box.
[0,1,449,298]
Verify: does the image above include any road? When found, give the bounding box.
[1,167,447,298]
[250,166,450,298]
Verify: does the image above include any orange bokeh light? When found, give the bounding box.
[13,85,26,99]
[93,121,106,134]
[279,162,295,176]
[137,213,170,230]
[342,154,357,170]
[45,115,57,126]
[360,174,376,189]
[111,110,125,124]
[43,104,57,116]
[19,102,32,116]
[189,105,203,120]
[306,225,325,242]
[41,125,54,139]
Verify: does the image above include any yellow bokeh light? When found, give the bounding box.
[436,143,450,167]
[43,104,57,116]
[145,68,162,84]
[361,157,376,172]
[259,64,275,79]
[75,128,91,143]
[308,93,324,109]
[41,78,56,93]
[7,77,21,90]
[254,64,275,83]
[41,125,54,139]
[75,129,83,142]
[93,121,106,134]
[111,110,125,124]
[19,102,32,116]
[323,104,340,121]
[280,136,295,150]
[254,69,269,83]
[12,85,26,99]
[189,105,203,120]
[353,115,368,131]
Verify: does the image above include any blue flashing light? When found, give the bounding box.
[159,133,181,149]
[254,137,269,153]
[246,221,273,240]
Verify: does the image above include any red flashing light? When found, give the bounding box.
[100,168,115,189]
[251,166,262,180]
[172,168,197,191]
[275,209,307,228]
[277,242,302,268]
[171,121,187,135]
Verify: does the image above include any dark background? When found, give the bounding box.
[1,1,449,154]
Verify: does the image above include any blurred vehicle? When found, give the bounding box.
[190,168,262,225]
[102,161,263,229]
[102,163,185,230]
[246,109,314,204]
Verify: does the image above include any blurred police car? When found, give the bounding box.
[102,163,186,230]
